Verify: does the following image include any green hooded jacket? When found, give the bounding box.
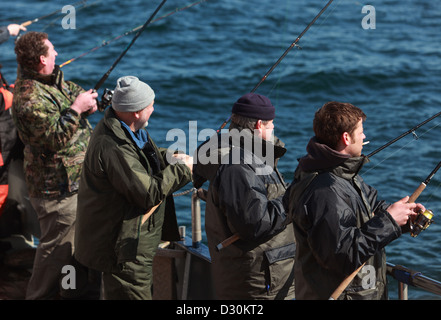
[74,107,192,273]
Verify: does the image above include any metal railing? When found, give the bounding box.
[386,262,441,299]
[183,187,441,300]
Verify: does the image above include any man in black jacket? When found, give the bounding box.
[283,101,425,300]
[193,93,295,299]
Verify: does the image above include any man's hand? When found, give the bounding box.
[172,153,193,172]
[7,24,26,37]
[70,89,98,115]
[387,196,426,226]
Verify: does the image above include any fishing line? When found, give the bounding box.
[363,119,441,176]
[40,0,102,32]
[93,0,167,112]
[59,0,210,68]
[267,0,344,98]
[19,0,89,27]
[217,0,336,132]
[425,179,441,203]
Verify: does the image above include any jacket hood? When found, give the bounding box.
[298,136,351,172]
[298,136,369,179]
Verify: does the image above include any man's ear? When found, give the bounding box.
[342,131,351,146]
[39,55,47,66]
[254,120,262,130]
[133,110,142,119]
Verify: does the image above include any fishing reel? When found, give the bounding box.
[97,88,114,112]
[409,209,434,238]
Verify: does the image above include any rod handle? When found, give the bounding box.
[141,202,161,225]
[216,233,240,251]
[21,21,33,27]
[408,182,426,204]
[329,263,365,300]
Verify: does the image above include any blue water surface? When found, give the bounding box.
[1,0,440,299]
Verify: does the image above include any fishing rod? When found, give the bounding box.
[20,0,88,27]
[59,0,209,68]
[217,0,334,132]
[94,0,167,111]
[216,112,441,251]
[216,0,335,250]
[367,110,441,158]
[329,160,439,300]
[408,160,441,204]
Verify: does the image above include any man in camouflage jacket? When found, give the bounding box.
[12,31,98,299]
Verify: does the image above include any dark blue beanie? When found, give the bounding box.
[231,93,275,120]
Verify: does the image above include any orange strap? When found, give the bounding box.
[0,85,12,166]
[0,81,13,212]
[0,86,13,111]
[0,185,8,216]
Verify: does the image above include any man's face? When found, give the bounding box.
[347,119,366,157]
[136,101,154,130]
[40,39,58,74]
[260,120,274,142]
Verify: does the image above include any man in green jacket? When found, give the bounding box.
[75,76,193,300]
[12,31,98,299]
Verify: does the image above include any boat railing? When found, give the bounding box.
[185,187,441,300]
[386,262,441,300]
[191,188,203,248]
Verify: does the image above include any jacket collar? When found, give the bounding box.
[227,123,286,163]
[298,136,369,179]
[119,120,149,149]
[17,64,64,87]
[104,107,151,148]
[103,107,132,142]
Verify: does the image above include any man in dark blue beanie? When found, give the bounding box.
[231,92,275,120]
[230,92,276,143]
[193,92,295,299]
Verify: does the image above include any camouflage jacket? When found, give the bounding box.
[12,65,93,198]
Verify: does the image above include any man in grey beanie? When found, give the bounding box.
[74,76,193,299]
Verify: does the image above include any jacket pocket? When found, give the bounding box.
[265,242,296,264]
[264,243,296,298]
[60,151,85,193]
[343,286,379,300]
[114,214,142,265]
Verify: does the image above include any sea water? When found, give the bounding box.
[1,0,440,299]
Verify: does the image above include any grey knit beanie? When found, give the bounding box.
[112,76,155,112]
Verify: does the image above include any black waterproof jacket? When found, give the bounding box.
[283,137,401,300]
[193,127,295,299]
